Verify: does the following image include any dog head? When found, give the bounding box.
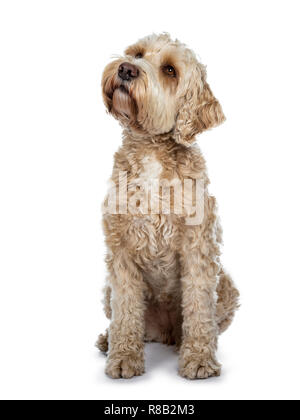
[102,34,225,146]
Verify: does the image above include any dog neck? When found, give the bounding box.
[122,128,179,148]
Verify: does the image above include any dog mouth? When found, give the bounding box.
[109,83,137,121]
[108,83,128,99]
[102,64,143,129]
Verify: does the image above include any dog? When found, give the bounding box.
[97,34,239,379]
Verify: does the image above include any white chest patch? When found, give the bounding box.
[127,155,163,216]
[139,155,163,182]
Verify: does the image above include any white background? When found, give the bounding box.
[0,0,300,401]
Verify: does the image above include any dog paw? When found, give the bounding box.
[179,354,221,380]
[105,353,145,379]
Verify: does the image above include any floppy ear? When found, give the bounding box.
[174,68,226,147]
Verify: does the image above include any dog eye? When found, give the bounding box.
[135,52,143,59]
[163,65,176,77]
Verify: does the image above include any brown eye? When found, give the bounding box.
[135,52,143,59]
[163,65,176,77]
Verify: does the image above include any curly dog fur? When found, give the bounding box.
[97,34,239,379]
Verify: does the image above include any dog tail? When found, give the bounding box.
[216,269,240,334]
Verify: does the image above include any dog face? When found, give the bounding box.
[102,34,225,146]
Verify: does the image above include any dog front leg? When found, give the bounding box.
[105,251,145,379]
[179,247,221,379]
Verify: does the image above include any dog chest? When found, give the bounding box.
[124,213,181,300]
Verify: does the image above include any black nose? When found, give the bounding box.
[118,62,139,81]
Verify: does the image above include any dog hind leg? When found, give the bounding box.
[96,329,109,354]
[216,269,240,334]
[96,283,112,354]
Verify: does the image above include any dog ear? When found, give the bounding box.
[174,68,225,147]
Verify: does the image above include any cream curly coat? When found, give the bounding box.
[97,34,239,379]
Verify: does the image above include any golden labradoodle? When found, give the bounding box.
[97,34,239,379]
